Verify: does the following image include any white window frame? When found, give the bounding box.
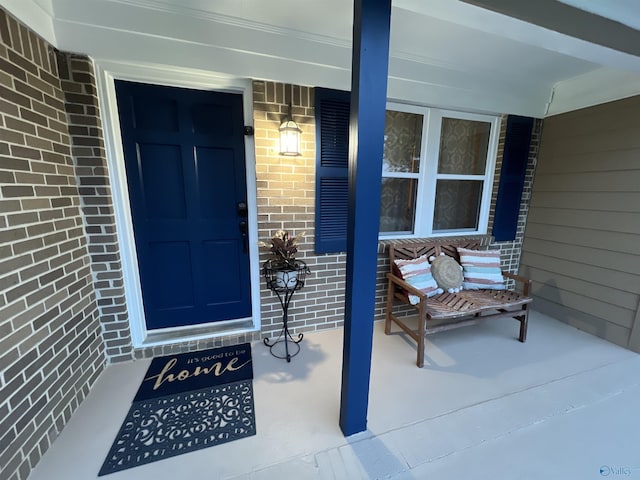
[380,103,500,240]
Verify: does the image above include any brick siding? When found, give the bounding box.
[253,81,347,337]
[54,52,134,362]
[0,9,105,480]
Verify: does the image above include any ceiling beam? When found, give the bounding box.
[461,0,640,57]
[396,0,640,72]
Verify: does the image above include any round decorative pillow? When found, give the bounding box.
[429,253,463,293]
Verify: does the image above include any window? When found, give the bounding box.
[380,104,500,238]
[314,89,528,254]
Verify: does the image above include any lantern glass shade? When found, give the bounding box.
[279,120,302,156]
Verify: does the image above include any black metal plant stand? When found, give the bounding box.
[262,259,310,362]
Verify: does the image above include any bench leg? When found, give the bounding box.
[417,306,426,368]
[385,279,395,335]
[417,334,425,368]
[518,306,528,343]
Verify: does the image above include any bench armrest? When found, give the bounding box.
[387,272,426,300]
[503,271,532,296]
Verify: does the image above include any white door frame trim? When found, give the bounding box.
[94,59,261,347]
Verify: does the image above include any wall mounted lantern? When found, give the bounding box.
[279,102,302,156]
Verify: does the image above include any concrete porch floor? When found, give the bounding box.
[29,311,640,480]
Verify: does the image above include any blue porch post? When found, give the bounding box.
[339,0,392,436]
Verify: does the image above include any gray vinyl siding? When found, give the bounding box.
[520,95,640,352]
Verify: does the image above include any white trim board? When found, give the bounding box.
[546,67,640,116]
[94,59,261,348]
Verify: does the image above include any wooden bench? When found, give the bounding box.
[384,238,532,367]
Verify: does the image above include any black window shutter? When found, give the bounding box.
[492,115,535,242]
[315,88,351,254]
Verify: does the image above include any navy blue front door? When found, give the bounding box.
[115,80,251,330]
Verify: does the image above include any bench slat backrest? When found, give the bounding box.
[389,238,485,264]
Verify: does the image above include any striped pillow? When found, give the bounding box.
[394,255,442,304]
[457,247,506,290]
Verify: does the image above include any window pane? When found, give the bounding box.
[438,118,490,174]
[383,110,422,173]
[433,180,482,230]
[380,178,417,233]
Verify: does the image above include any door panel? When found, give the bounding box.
[139,143,186,219]
[196,147,236,220]
[147,241,194,309]
[201,240,243,304]
[115,80,252,330]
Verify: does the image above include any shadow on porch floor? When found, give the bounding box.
[30,311,640,480]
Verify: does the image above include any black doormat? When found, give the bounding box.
[99,343,255,476]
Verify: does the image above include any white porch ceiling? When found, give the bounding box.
[2,0,640,116]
